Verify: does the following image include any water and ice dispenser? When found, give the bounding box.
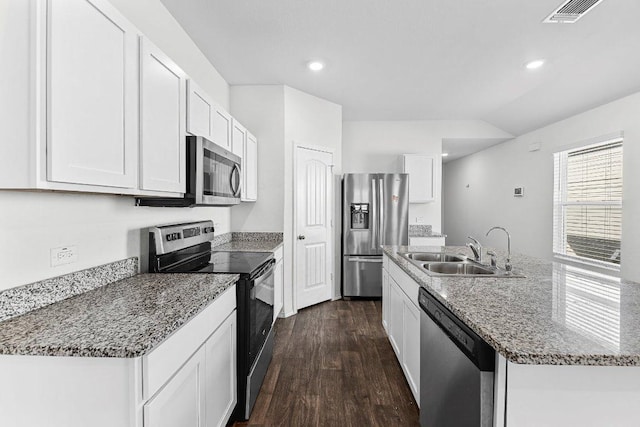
[350,203,369,229]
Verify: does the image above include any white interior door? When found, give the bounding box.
[295,146,333,310]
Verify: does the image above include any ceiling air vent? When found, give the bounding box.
[543,0,605,24]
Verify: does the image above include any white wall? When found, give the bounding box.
[0,0,231,290]
[443,91,640,282]
[342,120,512,232]
[230,86,285,232]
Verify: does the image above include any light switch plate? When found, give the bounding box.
[51,246,78,267]
[415,216,425,224]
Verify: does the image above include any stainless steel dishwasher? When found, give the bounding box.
[419,287,495,427]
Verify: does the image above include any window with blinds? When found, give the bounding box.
[553,138,623,268]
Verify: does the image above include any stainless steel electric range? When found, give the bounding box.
[148,220,275,421]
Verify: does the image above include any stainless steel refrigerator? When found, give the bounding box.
[342,173,409,297]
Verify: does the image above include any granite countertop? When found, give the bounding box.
[0,273,238,358]
[383,245,640,366]
[408,224,446,238]
[214,232,283,253]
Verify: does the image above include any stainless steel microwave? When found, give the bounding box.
[136,136,241,207]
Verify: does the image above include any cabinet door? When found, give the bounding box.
[205,311,237,427]
[273,259,284,323]
[242,132,258,201]
[144,346,206,427]
[47,0,138,188]
[139,37,186,193]
[382,268,390,332]
[388,277,404,358]
[403,154,435,203]
[186,79,213,139]
[401,296,421,404]
[231,120,246,159]
[211,106,233,151]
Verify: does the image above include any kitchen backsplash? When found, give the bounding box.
[0,257,138,322]
[409,224,433,237]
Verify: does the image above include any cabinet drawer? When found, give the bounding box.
[388,260,419,308]
[143,284,236,400]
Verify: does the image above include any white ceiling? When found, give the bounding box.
[442,138,513,163]
[161,0,640,136]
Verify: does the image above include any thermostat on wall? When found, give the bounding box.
[514,187,524,197]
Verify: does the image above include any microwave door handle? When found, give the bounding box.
[230,163,242,196]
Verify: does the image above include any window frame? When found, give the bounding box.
[552,135,623,273]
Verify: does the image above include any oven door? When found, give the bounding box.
[248,260,275,369]
[193,136,242,205]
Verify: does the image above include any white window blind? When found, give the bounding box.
[553,138,623,268]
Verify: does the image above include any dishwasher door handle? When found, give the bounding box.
[347,257,383,263]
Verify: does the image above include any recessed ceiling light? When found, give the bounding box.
[525,59,545,70]
[442,152,449,157]
[308,61,324,71]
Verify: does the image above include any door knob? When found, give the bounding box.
[298,235,306,240]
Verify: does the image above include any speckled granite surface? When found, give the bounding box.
[214,232,283,252]
[0,258,138,322]
[408,225,446,238]
[383,245,640,366]
[0,273,238,357]
[212,232,232,247]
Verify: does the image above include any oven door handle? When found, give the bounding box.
[230,163,242,197]
[253,260,276,286]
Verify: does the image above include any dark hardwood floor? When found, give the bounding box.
[233,299,419,427]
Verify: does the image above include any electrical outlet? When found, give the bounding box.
[415,216,425,224]
[51,246,78,267]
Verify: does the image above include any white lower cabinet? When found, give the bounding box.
[383,254,420,405]
[145,310,237,427]
[0,285,237,427]
[144,346,206,427]
[273,247,284,322]
[382,267,390,332]
[401,295,421,398]
[388,276,404,358]
[204,312,237,427]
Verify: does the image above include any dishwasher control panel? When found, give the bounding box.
[419,287,495,371]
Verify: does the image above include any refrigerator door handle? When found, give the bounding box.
[379,178,384,247]
[371,177,378,250]
[348,257,383,263]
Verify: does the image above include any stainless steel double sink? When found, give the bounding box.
[399,252,524,277]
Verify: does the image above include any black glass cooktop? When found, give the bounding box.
[195,251,273,275]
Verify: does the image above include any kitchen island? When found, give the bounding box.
[382,245,640,427]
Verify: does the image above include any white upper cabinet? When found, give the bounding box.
[47,0,139,189]
[186,79,233,151]
[211,105,233,152]
[186,79,213,139]
[242,132,258,202]
[139,37,186,193]
[231,120,246,159]
[403,154,435,203]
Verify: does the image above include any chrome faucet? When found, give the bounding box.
[466,236,483,263]
[486,226,512,272]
